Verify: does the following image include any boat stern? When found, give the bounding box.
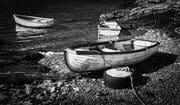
[64,49,85,72]
[64,48,107,72]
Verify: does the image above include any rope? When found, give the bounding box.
[101,54,113,67]
[90,45,113,68]
[100,40,119,68]
[130,74,146,105]
[119,67,146,105]
[93,40,146,105]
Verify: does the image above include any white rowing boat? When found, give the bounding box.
[13,14,54,28]
[64,39,160,72]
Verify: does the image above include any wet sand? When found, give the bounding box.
[0,1,126,52]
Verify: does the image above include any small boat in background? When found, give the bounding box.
[64,39,159,72]
[13,14,54,28]
[15,25,48,35]
[98,21,121,41]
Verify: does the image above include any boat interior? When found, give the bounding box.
[16,15,49,22]
[75,39,157,53]
[17,15,36,21]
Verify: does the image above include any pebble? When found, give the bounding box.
[25,84,31,95]
[73,87,80,92]
[43,80,52,86]
[57,81,63,87]
[85,88,92,93]
[50,87,55,93]
[36,94,43,101]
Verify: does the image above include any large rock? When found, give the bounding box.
[99,2,180,23]
[135,29,179,55]
[135,0,175,5]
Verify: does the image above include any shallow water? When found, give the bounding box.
[0,1,132,52]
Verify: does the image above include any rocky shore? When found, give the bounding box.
[0,0,179,105]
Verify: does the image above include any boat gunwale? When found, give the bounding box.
[13,14,54,20]
[64,47,158,72]
[69,39,160,55]
[98,25,121,30]
[13,14,54,28]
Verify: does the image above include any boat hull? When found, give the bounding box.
[13,14,54,28]
[64,39,159,72]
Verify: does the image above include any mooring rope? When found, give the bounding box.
[130,74,146,105]
[90,41,147,105]
[93,44,146,105]
[90,45,113,68]
[101,54,113,68]
[116,67,146,105]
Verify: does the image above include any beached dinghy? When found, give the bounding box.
[13,14,54,28]
[64,39,160,72]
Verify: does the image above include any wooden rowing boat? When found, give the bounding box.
[13,14,54,28]
[64,39,160,72]
[98,21,121,41]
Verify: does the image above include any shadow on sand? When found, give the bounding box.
[82,52,178,87]
[130,52,177,86]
